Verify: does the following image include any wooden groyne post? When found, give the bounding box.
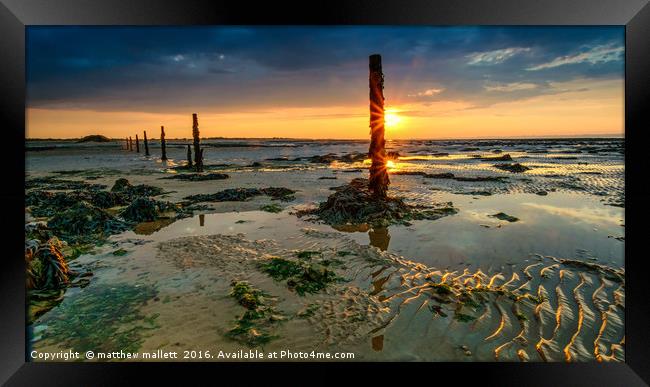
[160,126,168,161]
[368,54,389,199]
[135,134,140,153]
[187,144,193,168]
[144,130,150,156]
[129,136,133,151]
[192,113,203,172]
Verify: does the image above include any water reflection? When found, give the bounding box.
[372,335,384,351]
[368,227,391,251]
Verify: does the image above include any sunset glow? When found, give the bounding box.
[26,26,624,139]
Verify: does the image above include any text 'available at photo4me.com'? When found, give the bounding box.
[30,349,356,361]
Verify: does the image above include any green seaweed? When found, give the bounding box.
[259,257,340,296]
[33,284,159,353]
[260,203,283,213]
[296,251,321,260]
[225,281,284,347]
[112,248,128,256]
[454,312,477,323]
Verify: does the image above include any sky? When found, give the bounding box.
[26,26,624,139]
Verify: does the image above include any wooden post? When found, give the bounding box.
[144,130,150,156]
[192,113,203,172]
[368,54,389,199]
[135,134,140,153]
[187,144,193,168]
[160,126,168,161]
[129,136,133,151]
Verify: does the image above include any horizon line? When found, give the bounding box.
[25,134,625,141]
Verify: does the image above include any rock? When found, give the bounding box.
[489,212,519,222]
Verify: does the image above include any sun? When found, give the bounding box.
[384,110,402,129]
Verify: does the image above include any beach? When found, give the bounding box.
[25,137,625,362]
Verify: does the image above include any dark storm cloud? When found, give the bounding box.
[27,26,624,112]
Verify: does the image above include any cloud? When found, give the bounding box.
[527,44,623,71]
[466,47,530,65]
[484,82,538,92]
[407,88,445,98]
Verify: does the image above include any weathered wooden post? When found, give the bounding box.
[187,144,193,168]
[144,130,150,156]
[192,113,203,172]
[160,126,168,161]
[129,136,133,151]
[368,54,389,199]
[135,134,140,153]
[124,137,128,150]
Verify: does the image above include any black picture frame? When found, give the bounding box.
[2,0,649,385]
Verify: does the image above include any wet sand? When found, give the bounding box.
[26,138,624,361]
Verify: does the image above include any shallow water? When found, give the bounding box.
[27,138,624,362]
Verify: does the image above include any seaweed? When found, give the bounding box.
[110,178,164,200]
[259,257,340,296]
[26,238,71,291]
[160,173,229,181]
[454,312,477,323]
[47,201,129,243]
[489,212,519,222]
[296,303,320,318]
[260,203,283,213]
[26,176,107,191]
[297,178,457,228]
[225,281,284,347]
[184,187,296,204]
[120,197,160,222]
[296,251,321,260]
[481,154,513,161]
[493,163,531,173]
[33,284,159,353]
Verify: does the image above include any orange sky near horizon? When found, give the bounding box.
[26,78,624,140]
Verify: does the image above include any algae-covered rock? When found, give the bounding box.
[297,178,457,227]
[110,178,132,192]
[48,201,128,241]
[111,178,164,199]
[120,197,159,222]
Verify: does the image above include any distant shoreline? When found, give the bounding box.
[25,135,624,142]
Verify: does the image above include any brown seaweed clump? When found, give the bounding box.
[26,237,71,291]
[297,178,457,227]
